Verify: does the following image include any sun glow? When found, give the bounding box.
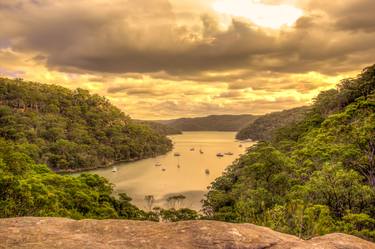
[213,0,303,29]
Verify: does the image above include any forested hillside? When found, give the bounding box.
[236,107,310,141]
[0,78,172,172]
[134,120,182,135]
[157,114,257,131]
[203,65,375,241]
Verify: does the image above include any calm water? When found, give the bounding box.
[85,132,254,211]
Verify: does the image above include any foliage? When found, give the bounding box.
[0,78,172,171]
[204,64,375,241]
[0,137,200,221]
[0,138,148,219]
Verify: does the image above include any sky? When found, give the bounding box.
[0,0,374,119]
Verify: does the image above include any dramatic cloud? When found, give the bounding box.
[0,0,374,119]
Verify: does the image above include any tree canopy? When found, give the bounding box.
[204,64,375,241]
[0,78,172,172]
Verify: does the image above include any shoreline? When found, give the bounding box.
[55,154,168,174]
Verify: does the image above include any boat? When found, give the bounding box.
[155,162,162,167]
[199,149,204,154]
[205,169,210,175]
[190,148,195,151]
[216,153,224,157]
[177,164,180,168]
[174,152,181,157]
[224,152,234,156]
[112,166,118,172]
[162,168,166,171]
[239,144,243,148]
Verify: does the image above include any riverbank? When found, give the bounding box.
[55,153,170,173]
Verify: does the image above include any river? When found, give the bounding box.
[85,132,254,211]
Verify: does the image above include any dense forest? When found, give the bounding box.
[0,78,172,172]
[0,78,197,221]
[236,106,310,141]
[0,137,198,221]
[203,65,375,241]
[156,114,258,131]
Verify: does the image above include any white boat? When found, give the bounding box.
[155,162,162,167]
[112,166,118,172]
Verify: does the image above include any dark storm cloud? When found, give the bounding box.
[0,0,374,82]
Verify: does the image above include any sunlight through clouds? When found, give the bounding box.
[0,0,374,119]
[212,0,303,28]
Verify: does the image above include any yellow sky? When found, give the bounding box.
[0,0,373,119]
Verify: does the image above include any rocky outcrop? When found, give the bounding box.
[0,217,374,249]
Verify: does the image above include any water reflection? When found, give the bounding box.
[86,132,254,210]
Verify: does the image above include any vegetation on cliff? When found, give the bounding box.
[203,65,375,241]
[0,78,172,171]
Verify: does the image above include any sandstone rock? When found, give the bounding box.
[0,217,374,249]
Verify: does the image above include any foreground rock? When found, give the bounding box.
[0,217,374,249]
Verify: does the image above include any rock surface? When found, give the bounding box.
[0,217,374,249]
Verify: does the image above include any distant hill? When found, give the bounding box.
[154,114,258,132]
[236,106,310,141]
[134,120,182,135]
